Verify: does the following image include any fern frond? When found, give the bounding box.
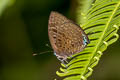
[56,0,120,80]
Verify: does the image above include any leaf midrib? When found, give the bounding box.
[82,1,120,78]
[92,1,120,57]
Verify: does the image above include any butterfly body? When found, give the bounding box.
[48,11,90,63]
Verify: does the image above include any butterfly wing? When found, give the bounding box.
[48,11,70,56]
[48,11,89,60]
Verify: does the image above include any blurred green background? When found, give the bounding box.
[0,0,120,80]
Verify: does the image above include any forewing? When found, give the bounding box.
[48,11,69,54]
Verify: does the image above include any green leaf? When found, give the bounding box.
[56,0,120,80]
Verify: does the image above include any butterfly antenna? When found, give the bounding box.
[32,51,53,56]
[45,44,52,49]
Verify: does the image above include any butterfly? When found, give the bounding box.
[48,11,90,64]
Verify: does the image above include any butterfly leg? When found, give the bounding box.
[57,56,65,64]
[64,59,68,63]
[54,52,68,67]
[56,56,68,67]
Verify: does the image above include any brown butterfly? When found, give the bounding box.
[48,11,90,64]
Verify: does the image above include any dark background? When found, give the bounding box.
[0,0,120,80]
